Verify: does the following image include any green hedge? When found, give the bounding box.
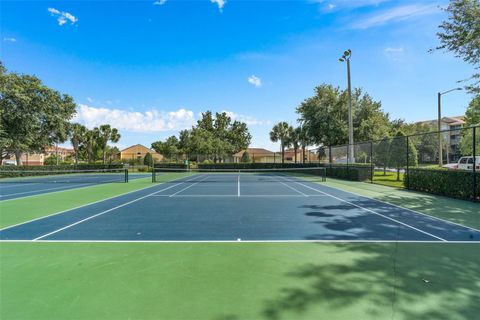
[154,163,188,169]
[326,165,372,182]
[405,168,480,201]
[0,164,126,179]
[197,163,323,170]
[0,164,124,171]
[196,163,371,182]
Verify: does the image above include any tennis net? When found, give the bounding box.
[0,168,129,183]
[152,167,327,183]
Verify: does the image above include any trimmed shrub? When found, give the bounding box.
[405,168,480,201]
[326,165,372,182]
[153,163,188,169]
[143,153,154,167]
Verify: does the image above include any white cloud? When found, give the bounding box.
[48,7,78,26]
[211,0,226,11]
[384,47,405,61]
[3,37,16,42]
[153,0,167,5]
[312,0,388,12]
[73,104,195,133]
[222,111,271,126]
[248,75,262,88]
[352,4,439,29]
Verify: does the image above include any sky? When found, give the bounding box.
[0,0,474,151]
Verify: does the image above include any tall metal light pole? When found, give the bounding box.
[339,49,354,163]
[437,87,462,167]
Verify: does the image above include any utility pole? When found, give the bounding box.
[339,49,354,163]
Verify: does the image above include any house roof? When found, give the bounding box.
[233,148,275,157]
[45,146,74,153]
[120,144,157,153]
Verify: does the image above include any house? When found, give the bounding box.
[115,144,163,163]
[1,146,74,166]
[416,116,466,162]
[45,146,75,161]
[1,152,44,166]
[233,148,278,163]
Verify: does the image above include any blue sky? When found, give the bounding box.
[0,0,474,151]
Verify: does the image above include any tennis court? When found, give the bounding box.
[1,169,479,242]
[0,169,148,201]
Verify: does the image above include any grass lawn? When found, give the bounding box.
[1,242,479,320]
[373,170,404,188]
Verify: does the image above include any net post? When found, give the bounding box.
[473,126,477,201]
[370,141,374,184]
[328,145,332,169]
[406,136,410,190]
[152,168,155,183]
[125,168,129,183]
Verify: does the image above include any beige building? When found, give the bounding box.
[233,148,277,163]
[116,144,164,163]
[1,146,74,166]
[416,116,466,162]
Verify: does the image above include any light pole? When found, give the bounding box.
[339,49,354,164]
[437,87,462,166]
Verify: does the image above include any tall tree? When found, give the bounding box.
[84,128,100,163]
[434,0,480,93]
[389,132,418,181]
[290,127,301,163]
[98,124,121,164]
[297,125,311,163]
[297,84,391,148]
[270,122,293,164]
[0,67,76,164]
[464,95,480,125]
[151,136,180,161]
[69,123,87,165]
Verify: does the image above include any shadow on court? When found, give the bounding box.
[210,243,479,320]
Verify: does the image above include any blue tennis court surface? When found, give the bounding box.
[1,173,479,242]
[0,173,149,201]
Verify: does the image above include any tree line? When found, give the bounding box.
[151,111,251,163]
[0,63,121,165]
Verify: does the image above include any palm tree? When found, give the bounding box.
[98,124,121,164]
[290,127,301,163]
[84,128,99,163]
[69,123,87,165]
[298,125,311,164]
[270,122,293,164]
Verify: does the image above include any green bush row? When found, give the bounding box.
[405,168,480,200]
[197,163,323,169]
[0,164,124,171]
[326,166,372,182]
[154,163,188,169]
[196,163,371,182]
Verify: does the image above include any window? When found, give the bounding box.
[459,158,467,164]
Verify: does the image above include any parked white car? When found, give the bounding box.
[1,159,16,166]
[447,156,480,171]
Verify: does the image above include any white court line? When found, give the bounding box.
[323,181,480,234]
[3,239,479,244]
[275,176,308,197]
[32,179,198,241]
[149,194,328,197]
[0,183,36,189]
[0,177,151,203]
[0,174,194,232]
[169,175,210,197]
[0,183,92,198]
[277,176,447,242]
